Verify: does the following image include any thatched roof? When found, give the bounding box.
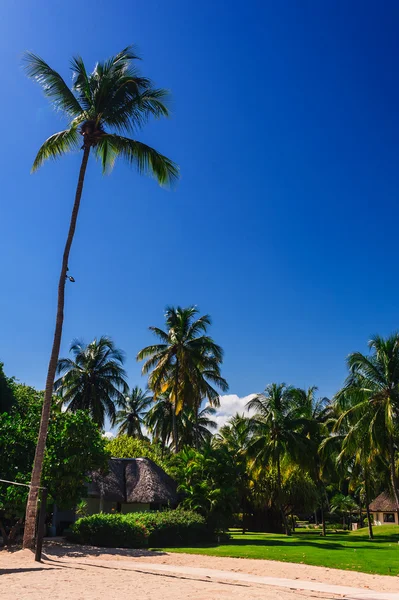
[87,458,178,505]
[369,491,398,513]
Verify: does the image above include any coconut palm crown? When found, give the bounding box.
[115,386,153,438]
[23,47,178,182]
[55,336,128,429]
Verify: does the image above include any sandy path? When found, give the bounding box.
[0,542,398,600]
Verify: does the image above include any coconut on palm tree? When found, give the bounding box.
[137,306,228,452]
[22,47,177,548]
[54,336,128,429]
[115,386,153,438]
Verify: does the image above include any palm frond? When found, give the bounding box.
[31,127,80,172]
[23,52,83,116]
[101,134,178,186]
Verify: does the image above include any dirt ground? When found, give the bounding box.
[0,541,398,600]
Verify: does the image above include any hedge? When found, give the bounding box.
[68,509,213,548]
[67,513,147,548]
[128,509,211,546]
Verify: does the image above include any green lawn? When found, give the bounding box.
[160,526,399,576]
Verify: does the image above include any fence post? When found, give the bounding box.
[35,487,48,562]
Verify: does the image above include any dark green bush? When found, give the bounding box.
[68,509,213,548]
[128,509,213,547]
[67,513,148,548]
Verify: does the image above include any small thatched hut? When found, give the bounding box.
[85,457,178,514]
[369,491,398,525]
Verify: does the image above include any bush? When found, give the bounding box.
[128,509,212,547]
[68,513,148,548]
[68,509,213,548]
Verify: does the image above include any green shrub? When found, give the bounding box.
[128,509,213,547]
[68,509,213,548]
[68,513,148,548]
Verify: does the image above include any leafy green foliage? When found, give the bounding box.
[55,336,129,429]
[68,509,211,548]
[129,509,211,546]
[105,435,171,474]
[145,395,217,450]
[0,384,109,520]
[23,47,178,184]
[68,513,148,548]
[0,362,15,413]
[115,386,153,437]
[172,446,239,529]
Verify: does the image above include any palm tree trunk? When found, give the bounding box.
[276,452,290,535]
[173,358,179,453]
[321,503,326,537]
[364,467,373,539]
[22,146,91,549]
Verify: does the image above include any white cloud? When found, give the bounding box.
[103,431,115,440]
[213,393,257,430]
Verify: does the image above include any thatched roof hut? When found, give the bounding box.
[88,458,178,505]
[369,491,398,513]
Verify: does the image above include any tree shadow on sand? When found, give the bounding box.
[42,540,167,560]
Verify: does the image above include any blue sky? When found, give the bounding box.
[1,1,399,418]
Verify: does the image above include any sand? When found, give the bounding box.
[0,541,398,600]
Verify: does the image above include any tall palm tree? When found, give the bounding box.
[179,404,217,448]
[291,387,332,536]
[214,414,252,533]
[145,395,217,450]
[22,47,177,548]
[115,386,153,437]
[247,383,311,535]
[137,306,228,452]
[336,334,399,510]
[54,336,128,428]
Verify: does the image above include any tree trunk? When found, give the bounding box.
[276,453,290,535]
[194,399,200,450]
[388,435,399,510]
[23,146,91,549]
[364,473,374,540]
[173,358,179,453]
[321,503,326,537]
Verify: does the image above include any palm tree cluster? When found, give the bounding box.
[54,305,227,452]
[52,329,399,537]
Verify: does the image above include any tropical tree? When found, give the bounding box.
[54,336,128,429]
[214,414,252,532]
[179,404,217,448]
[137,306,228,452]
[246,383,311,535]
[145,395,217,450]
[105,434,171,474]
[145,393,174,451]
[22,47,177,548]
[173,445,239,529]
[291,386,332,535]
[330,493,359,529]
[336,334,399,510]
[0,383,108,545]
[0,362,14,413]
[115,386,153,438]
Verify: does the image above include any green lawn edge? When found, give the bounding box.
[157,526,399,576]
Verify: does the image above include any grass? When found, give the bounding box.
[160,525,399,576]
